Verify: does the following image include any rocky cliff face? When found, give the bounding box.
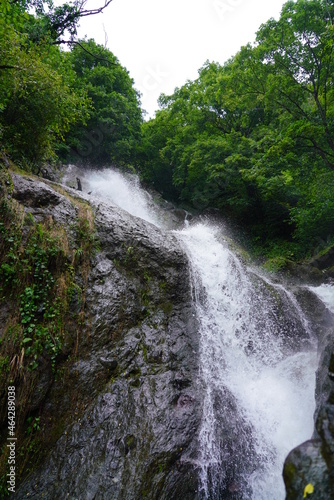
[1,171,334,499]
[1,172,201,498]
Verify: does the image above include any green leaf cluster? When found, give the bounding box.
[0,201,68,372]
[0,16,89,168]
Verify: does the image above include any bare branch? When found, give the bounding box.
[79,0,113,18]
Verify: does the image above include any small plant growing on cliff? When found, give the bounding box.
[26,417,41,436]
[124,245,135,267]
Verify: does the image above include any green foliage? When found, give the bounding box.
[25,416,41,436]
[0,173,97,380]
[2,0,104,45]
[0,356,9,377]
[290,166,334,249]
[60,39,142,167]
[138,110,180,200]
[0,2,141,170]
[0,215,67,371]
[0,18,90,168]
[137,0,334,260]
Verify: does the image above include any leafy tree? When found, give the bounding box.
[61,39,142,166]
[137,109,180,199]
[138,0,334,258]
[0,1,141,169]
[0,21,89,168]
[256,0,334,169]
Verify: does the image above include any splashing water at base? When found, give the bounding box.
[176,224,317,499]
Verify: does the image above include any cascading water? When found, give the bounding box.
[176,224,317,499]
[63,165,169,228]
[64,166,319,499]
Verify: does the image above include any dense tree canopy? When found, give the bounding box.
[0,19,89,166]
[61,39,142,166]
[0,0,142,169]
[137,0,334,259]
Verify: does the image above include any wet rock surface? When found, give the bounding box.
[11,172,78,227]
[11,174,202,499]
[309,246,334,273]
[283,439,330,500]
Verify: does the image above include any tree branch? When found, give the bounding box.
[52,40,117,65]
[0,65,21,70]
[296,135,334,170]
[78,0,114,18]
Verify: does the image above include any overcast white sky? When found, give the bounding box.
[75,0,288,118]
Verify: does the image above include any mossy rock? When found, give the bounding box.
[308,245,334,271]
[283,439,331,499]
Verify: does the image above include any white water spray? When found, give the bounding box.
[176,224,317,499]
[309,284,334,314]
[63,166,164,227]
[69,166,318,499]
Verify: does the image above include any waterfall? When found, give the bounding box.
[176,224,317,499]
[65,166,319,499]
